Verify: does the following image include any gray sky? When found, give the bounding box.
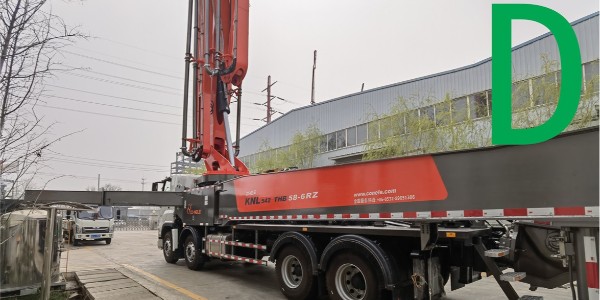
[33,0,598,190]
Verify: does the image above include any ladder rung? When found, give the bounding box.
[485,248,510,258]
[500,272,526,282]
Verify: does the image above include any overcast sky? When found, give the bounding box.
[30,0,597,191]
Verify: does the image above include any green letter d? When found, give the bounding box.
[492,4,582,145]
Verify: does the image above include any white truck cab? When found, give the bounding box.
[64,206,114,245]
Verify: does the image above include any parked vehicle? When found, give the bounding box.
[63,206,114,245]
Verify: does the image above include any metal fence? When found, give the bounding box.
[114,219,158,231]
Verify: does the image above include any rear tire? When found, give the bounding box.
[326,251,382,300]
[105,238,112,245]
[163,232,179,263]
[275,246,318,300]
[73,238,80,246]
[184,235,205,270]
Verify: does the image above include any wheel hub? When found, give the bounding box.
[186,242,196,261]
[335,263,367,300]
[281,255,303,288]
[164,239,172,254]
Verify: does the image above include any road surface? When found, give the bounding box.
[60,230,573,300]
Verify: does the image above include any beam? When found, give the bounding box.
[24,190,185,207]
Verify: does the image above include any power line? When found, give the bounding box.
[69,67,181,91]
[61,72,182,96]
[62,50,183,80]
[33,171,140,184]
[69,45,179,73]
[36,104,180,125]
[96,37,180,61]
[46,84,181,109]
[48,158,169,173]
[46,149,168,168]
[41,94,181,116]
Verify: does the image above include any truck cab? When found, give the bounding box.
[63,206,114,245]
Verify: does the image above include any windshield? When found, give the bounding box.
[77,206,113,220]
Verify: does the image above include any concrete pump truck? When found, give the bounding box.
[27,1,599,299]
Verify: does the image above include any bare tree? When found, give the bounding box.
[86,184,122,192]
[0,0,83,199]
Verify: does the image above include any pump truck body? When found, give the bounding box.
[26,1,599,299]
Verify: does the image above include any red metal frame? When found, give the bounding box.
[188,0,250,176]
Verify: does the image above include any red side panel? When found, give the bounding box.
[234,156,447,213]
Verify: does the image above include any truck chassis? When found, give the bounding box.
[27,127,600,300]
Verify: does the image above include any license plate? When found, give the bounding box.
[91,234,101,238]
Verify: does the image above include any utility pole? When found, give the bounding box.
[141,178,146,191]
[97,174,100,191]
[311,50,317,105]
[361,83,365,92]
[267,75,272,123]
[260,75,277,124]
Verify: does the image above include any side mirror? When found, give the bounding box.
[66,211,71,220]
[116,210,121,220]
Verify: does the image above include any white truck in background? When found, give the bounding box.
[63,206,114,245]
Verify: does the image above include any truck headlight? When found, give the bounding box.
[75,224,82,233]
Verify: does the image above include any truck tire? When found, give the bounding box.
[326,251,382,300]
[105,238,112,245]
[184,235,205,270]
[275,246,317,300]
[163,232,179,264]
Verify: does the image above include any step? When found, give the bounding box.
[500,272,526,282]
[485,248,510,258]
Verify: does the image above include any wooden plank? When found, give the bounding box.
[76,269,119,276]
[77,272,123,279]
[78,274,127,284]
[76,268,161,300]
[84,278,135,288]
[94,293,160,300]
[90,286,154,298]
[86,281,140,293]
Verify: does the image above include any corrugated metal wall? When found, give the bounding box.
[238,13,599,161]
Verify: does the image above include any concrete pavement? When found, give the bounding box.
[60,230,573,300]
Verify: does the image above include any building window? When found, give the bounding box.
[405,110,419,133]
[435,102,450,126]
[319,135,328,153]
[512,80,530,111]
[391,113,405,135]
[336,130,346,149]
[532,73,558,105]
[452,97,467,123]
[420,105,435,129]
[584,60,599,94]
[488,91,493,115]
[347,126,357,146]
[327,133,336,151]
[356,123,368,144]
[379,116,393,138]
[368,120,379,142]
[469,92,488,119]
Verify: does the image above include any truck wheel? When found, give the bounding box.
[184,235,205,270]
[105,238,112,245]
[163,232,179,263]
[275,246,317,300]
[326,252,382,300]
[73,237,80,246]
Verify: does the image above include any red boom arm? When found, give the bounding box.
[185,0,250,176]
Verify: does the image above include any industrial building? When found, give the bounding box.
[238,12,599,169]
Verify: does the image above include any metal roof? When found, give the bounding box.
[238,12,599,157]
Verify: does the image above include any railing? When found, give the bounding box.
[114,219,158,231]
